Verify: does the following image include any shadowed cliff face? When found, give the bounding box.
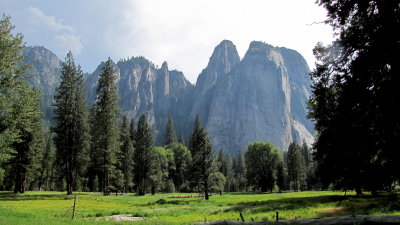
[23,40,313,152]
[22,46,62,122]
[84,57,193,145]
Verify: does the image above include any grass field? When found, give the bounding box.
[1,191,400,224]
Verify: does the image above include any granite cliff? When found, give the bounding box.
[192,41,314,153]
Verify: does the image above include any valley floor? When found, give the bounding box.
[0,191,399,224]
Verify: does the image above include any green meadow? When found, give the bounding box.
[1,191,399,224]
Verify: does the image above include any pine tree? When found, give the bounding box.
[286,142,306,191]
[235,151,246,176]
[118,116,134,193]
[133,114,153,196]
[276,161,287,193]
[234,151,247,192]
[189,116,217,200]
[87,104,99,192]
[164,116,177,146]
[0,15,43,193]
[53,52,89,195]
[129,119,135,142]
[38,133,56,191]
[178,132,185,146]
[217,150,233,192]
[301,142,310,169]
[92,58,121,195]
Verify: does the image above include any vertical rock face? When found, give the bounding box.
[195,40,240,94]
[84,57,193,145]
[190,40,240,123]
[192,41,314,153]
[23,41,314,152]
[22,46,62,122]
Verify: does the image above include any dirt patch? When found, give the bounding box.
[100,214,145,221]
[321,207,347,214]
[351,202,371,207]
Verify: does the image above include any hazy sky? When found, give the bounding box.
[1,0,334,83]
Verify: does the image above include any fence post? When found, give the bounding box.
[72,195,77,219]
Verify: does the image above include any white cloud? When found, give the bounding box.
[26,7,74,33]
[5,1,333,83]
[14,7,83,57]
[101,0,334,83]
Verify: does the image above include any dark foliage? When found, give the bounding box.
[309,0,400,194]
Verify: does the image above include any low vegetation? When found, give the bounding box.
[1,191,400,225]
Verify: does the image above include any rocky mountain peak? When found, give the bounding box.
[22,46,62,121]
[208,40,240,71]
[195,40,240,94]
[161,61,168,71]
[243,41,285,67]
[22,46,61,66]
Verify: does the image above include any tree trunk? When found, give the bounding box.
[14,166,21,194]
[204,181,209,200]
[88,171,94,192]
[66,160,73,195]
[13,156,26,194]
[261,182,268,192]
[138,179,145,196]
[103,159,109,196]
[355,186,363,196]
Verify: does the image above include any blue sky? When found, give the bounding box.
[1,0,333,83]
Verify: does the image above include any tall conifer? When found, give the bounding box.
[91,58,120,195]
[189,116,216,200]
[133,114,153,196]
[286,142,306,191]
[164,116,177,146]
[118,116,134,193]
[53,52,89,195]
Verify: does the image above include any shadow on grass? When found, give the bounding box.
[152,198,190,205]
[226,192,265,195]
[219,195,344,213]
[217,194,400,219]
[0,192,89,201]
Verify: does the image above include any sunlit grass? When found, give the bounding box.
[0,191,399,224]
